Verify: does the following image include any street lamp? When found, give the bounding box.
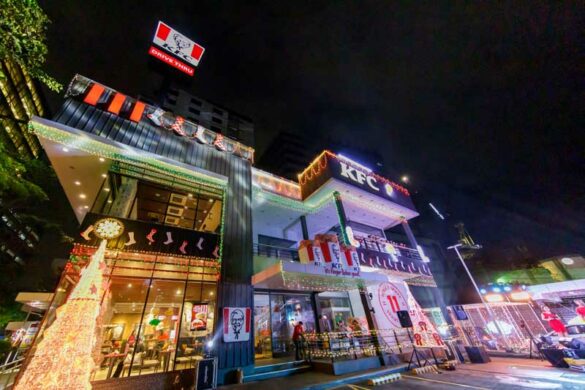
[447,243,511,350]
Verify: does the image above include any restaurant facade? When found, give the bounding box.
[16,75,447,387]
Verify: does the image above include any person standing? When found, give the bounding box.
[292,321,305,361]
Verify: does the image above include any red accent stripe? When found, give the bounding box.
[129,101,146,122]
[245,308,251,333]
[83,84,105,105]
[107,93,126,115]
[191,44,204,61]
[223,308,229,334]
[156,23,171,40]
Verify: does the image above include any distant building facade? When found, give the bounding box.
[153,86,255,148]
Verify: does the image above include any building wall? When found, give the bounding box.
[53,98,254,381]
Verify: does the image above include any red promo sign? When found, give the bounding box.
[148,46,194,76]
[191,304,208,331]
[152,21,205,66]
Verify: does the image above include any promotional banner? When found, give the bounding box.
[223,307,251,342]
[368,281,443,347]
[191,304,209,331]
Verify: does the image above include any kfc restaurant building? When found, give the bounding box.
[17,75,445,388]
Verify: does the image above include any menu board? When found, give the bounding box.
[191,304,209,331]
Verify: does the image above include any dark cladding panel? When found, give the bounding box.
[53,99,254,372]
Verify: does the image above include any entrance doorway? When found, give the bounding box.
[253,292,316,360]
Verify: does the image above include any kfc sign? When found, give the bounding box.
[338,161,394,198]
[150,21,205,76]
[223,307,251,342]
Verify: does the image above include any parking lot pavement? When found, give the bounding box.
[331,357,585,390]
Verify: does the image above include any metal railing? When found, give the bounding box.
[253,243,299,262]
[301,329,422,363]
[0,357,25,390]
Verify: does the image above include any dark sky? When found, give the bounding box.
[39,1,585,260]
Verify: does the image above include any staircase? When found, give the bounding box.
[244,360,311,383]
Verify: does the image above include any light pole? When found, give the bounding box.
[447,243,511,350]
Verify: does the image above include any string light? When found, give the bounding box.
[15,241,108,390]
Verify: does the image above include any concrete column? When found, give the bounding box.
[333,191,350,245]
[300,215,309,240]
[401,219,418,249]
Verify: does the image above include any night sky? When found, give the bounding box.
[39,1,584,263]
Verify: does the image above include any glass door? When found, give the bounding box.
[253,294,272,360]
[270,294,316,357]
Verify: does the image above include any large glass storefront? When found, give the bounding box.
[30,175,223,381]
[253,291,362,360]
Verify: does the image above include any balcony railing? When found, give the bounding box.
[253,243,299,262]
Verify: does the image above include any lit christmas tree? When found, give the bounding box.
[16,218,123,390]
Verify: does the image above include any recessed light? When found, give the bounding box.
[74,181,81,186]
[79,194,87,199]
[83,205,89,209]
[209,292,214,296]
[198,220,202,223]
[208,198,213,202]
[203,210,207,213]
[99,157,105,162]
[188,193,193,198]
[107,200,112,204]
[62,147,69,152]
[128,283,132,288]
[155,193,160,197]
[104,188,110,192]
[101,173,107,178]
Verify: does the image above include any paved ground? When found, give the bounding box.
[333,358,585,390]
[224,357,585,390]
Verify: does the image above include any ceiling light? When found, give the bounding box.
[155,193,160,197]
[104,188,110,192]
[74,181,81,186]
[208,198,213,202]
[188,193,193,198]
[83,205,89,209]
[209,291,214,296]
[79,194,86,199]
[128,283,132,288]
[62,147,69,152]
[107,200,112,204]
[176,290,182,295]
[101,173,107,178]
[99,157,105,162]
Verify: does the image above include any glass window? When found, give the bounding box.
[316,292,353,331]
[129,279,184,377]
[175,282,216,370]
[254,294,271,360]
[94,277,149,381]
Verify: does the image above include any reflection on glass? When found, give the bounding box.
[175,282,216,370]
[94,277,149,381]
[129,279,184,376]
[269,294,315,356]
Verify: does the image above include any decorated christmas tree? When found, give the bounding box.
[15,239,108,389]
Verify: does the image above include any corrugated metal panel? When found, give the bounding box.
[54,99,254,369]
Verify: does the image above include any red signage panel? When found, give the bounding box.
[148,46,194,76]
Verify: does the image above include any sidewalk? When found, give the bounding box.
[219,363,408,390]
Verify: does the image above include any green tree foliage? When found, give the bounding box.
[0,0,62,91]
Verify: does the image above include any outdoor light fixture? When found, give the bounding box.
[510,291,531,301]
[492,287,501,293]
[101,173,107,178]
[504,286,512,292]
[99,157,105,162]
[401,175,409,183]
[480,288,487,294]
[62,147,69,152]
[485,294,504,303]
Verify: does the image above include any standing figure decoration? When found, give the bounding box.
[541,305,567,336]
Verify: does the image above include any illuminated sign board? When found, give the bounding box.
[149,21,205,76]
[299,152,416,211]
